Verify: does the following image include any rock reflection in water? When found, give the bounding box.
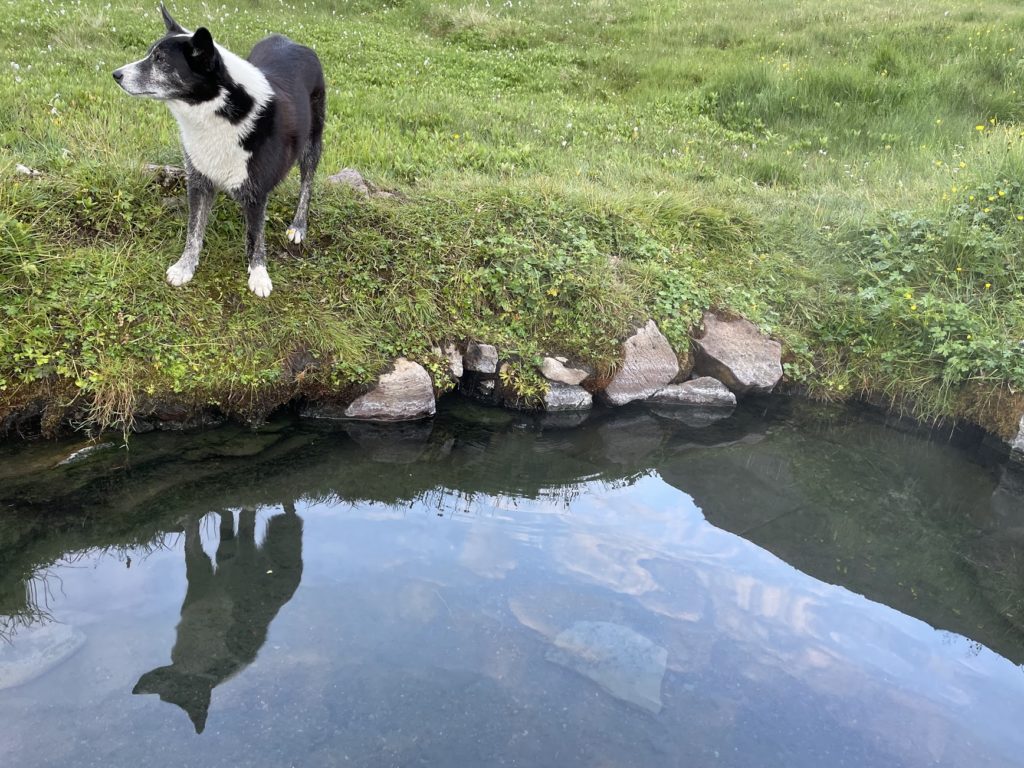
[132,505,303,733]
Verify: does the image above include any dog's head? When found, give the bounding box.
[112,4,222,101]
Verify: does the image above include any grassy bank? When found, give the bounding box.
[2,0,1024,435]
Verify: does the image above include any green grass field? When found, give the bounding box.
[2,0,1024,434]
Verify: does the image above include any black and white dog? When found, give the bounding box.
[113,4,325,297]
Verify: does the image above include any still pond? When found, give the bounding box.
[1,399,1023,767]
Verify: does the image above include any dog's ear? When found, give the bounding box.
[159,3,185,34]
[189,27,217,68]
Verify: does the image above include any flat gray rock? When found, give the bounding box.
[650,376,736,407]
[544,382,592,412]
[603,320,680,406]
[0,622,86,690]
[344,358,436,421]
[1012,415,1024,459]
[546,621,667,713]
[464,342,498,374]
[693,313,782,394]
[540,357,589,386]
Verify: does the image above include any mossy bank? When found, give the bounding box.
[2,0,1024,444]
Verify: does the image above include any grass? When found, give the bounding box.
[1,0,1023,436]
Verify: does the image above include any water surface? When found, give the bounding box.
[1,400,1023,767]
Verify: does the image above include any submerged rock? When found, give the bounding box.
[650,405,734,429]
[693,313,782,394]
[540,357,590,386]
[0,622,86,690]
[344,358,436,421]
[650,376,737,407]
[464,342,499,374]
[544,382,593,412]
[546,621,667,713]
[55,441,116,467]
[602,320,680,406]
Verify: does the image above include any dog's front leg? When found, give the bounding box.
[167,167,215,287]
[243,194,273,298]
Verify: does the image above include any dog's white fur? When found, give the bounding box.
[247,264,273,297]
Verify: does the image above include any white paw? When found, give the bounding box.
[247,265,273,298]
[166,260,195,287]
[286,226,305,244]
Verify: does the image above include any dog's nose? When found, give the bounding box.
[112,69,124,83]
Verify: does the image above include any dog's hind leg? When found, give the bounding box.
[167,166,215,287]
[286,87,325,245]
[244,194,273,297]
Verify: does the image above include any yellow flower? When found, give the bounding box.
[984,282,992,289]
[904,292,912,299]
[956,266,963,272]
[976,125,986,131]
[910,304,918,311]
[999,189,1006,196]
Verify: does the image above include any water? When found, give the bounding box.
[1,399,1023,767]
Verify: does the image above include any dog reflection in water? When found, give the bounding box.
[133,504,303,733]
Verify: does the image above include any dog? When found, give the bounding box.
[113,4,325,297]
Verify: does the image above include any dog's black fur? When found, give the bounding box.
[113,4,326,296]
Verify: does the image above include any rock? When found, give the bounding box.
[325,167,403,200]
[991,465,1024,531]
[15,163,41,178]
[546,621,667,714]
[544,382,593,412]
[650,405,734,429]
[0,622,86,690]
[1012,416,1024,461]
[537,411,591,429]
[344,358,436,421]
[143,163,186,187]
[693,313,782,394]
[464,342,498,374]
[443,343,463,379]
[55,442,116,466]
[602,320,680,406]
[650,376,737,407]
[343,420,435,464]
[540,357,589,386]
[327,167,371,197]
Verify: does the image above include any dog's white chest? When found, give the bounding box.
[173,109,253,191]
